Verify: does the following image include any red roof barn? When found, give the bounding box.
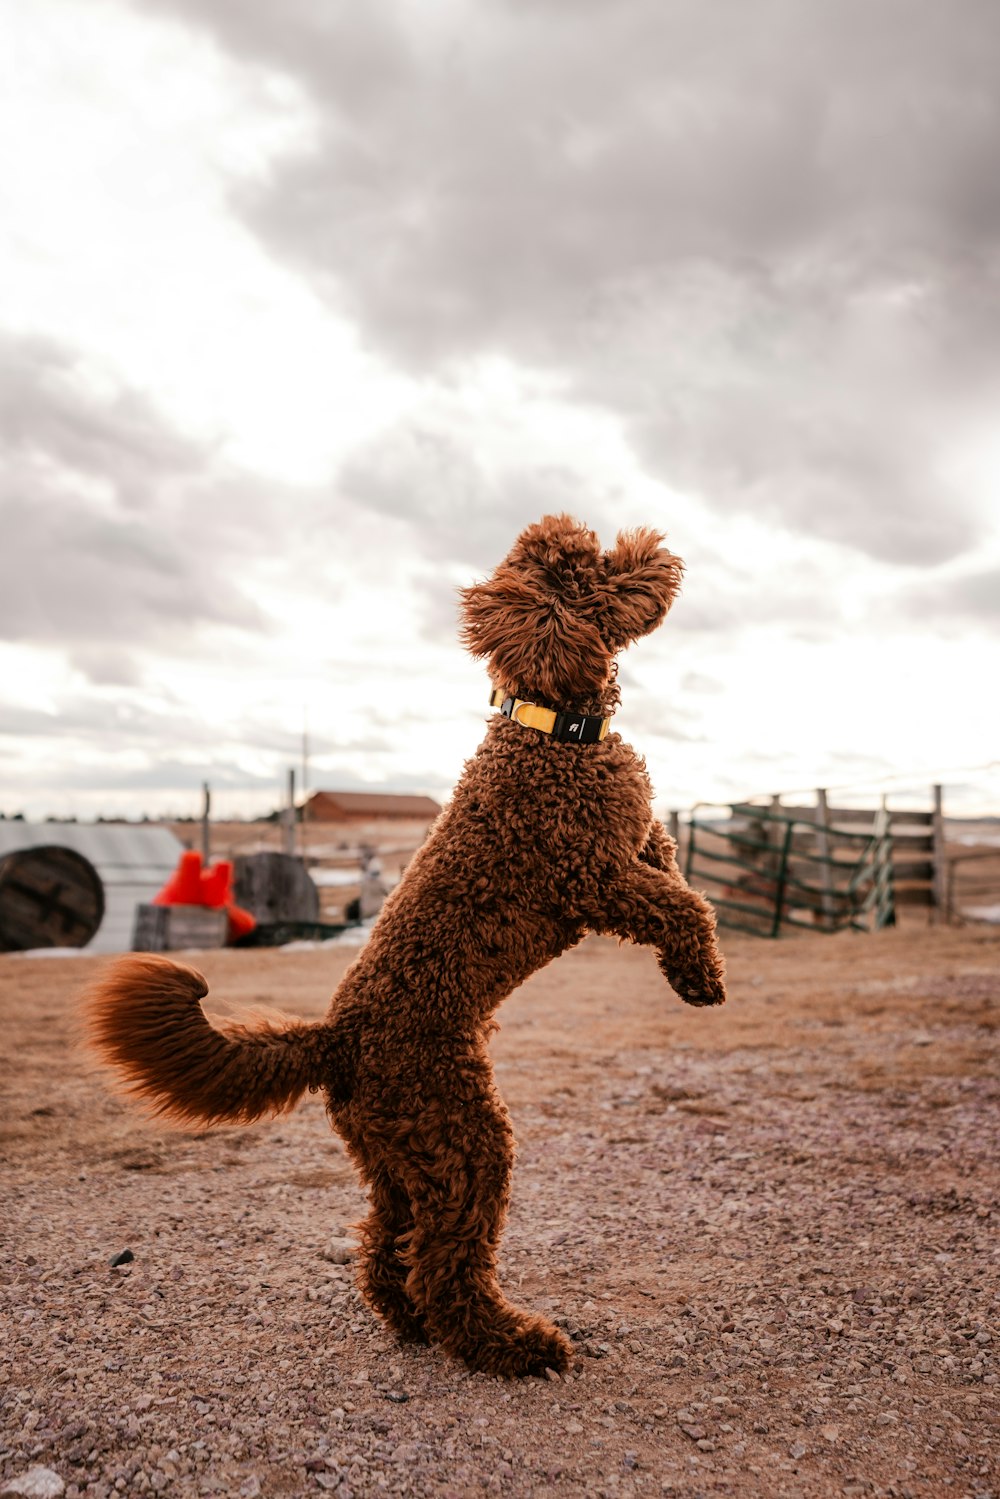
[302,790,442,830]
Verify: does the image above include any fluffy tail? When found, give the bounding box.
[82,954,343,1127]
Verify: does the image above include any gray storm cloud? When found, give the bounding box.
[0,336,271,662]
[133,0,1000,567]
[339,426,617,570]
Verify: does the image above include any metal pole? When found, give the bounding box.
[285,768,296,857]
[201,782,211,864]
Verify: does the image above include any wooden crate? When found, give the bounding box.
[132,903,227,952]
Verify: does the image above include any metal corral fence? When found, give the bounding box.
[681,788,946,938]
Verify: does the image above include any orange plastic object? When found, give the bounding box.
[200,859,233,908]
[226,904,257,942]
[152,850,204,906]
[152,851,257,942]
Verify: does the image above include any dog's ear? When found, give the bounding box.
[598,528,684,648]
[459,567,609,703]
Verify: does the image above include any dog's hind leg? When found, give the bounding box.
[589,862,727,1007]
[355,1164,428,1345]
[396,1064,572,1377]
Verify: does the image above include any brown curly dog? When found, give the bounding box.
[83,514,726,1377]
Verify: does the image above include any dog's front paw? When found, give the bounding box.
[662,960,727,1007]
[680,984,727,1008]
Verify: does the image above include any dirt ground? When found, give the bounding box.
[1,923,997,1499]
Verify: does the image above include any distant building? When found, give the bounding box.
[301,790,442,845]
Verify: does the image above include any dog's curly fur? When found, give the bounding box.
[83,514,727,1377]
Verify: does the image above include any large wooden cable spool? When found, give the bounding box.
[0,844,105,951]
[232,852,319,925]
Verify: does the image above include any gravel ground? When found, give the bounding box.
[1,924,997,1499]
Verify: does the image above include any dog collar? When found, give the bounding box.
[489,686,611,744]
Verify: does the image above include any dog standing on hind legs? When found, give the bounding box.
[83,514,727,1377]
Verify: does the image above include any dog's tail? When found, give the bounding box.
[82,955,344,1127]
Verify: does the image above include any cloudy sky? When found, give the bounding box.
[2,0,998,821]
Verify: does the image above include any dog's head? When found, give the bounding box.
[459,514,683,709]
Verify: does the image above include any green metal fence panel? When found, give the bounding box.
[685,802,897,938]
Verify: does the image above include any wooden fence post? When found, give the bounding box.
[932,783,947,921]
[815,788,837,933]
[770,821,794,938]
[874,799,896,929]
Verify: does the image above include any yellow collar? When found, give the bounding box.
[489,686,611,744]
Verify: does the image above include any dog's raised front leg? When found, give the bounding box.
[396,1068,572,1377]
[638,818,679,873]
[590,862,727,1007]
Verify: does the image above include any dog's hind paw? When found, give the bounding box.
[359,1270,429,1345]
[457,1313,572,1378]
[379,1304,431,1345]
